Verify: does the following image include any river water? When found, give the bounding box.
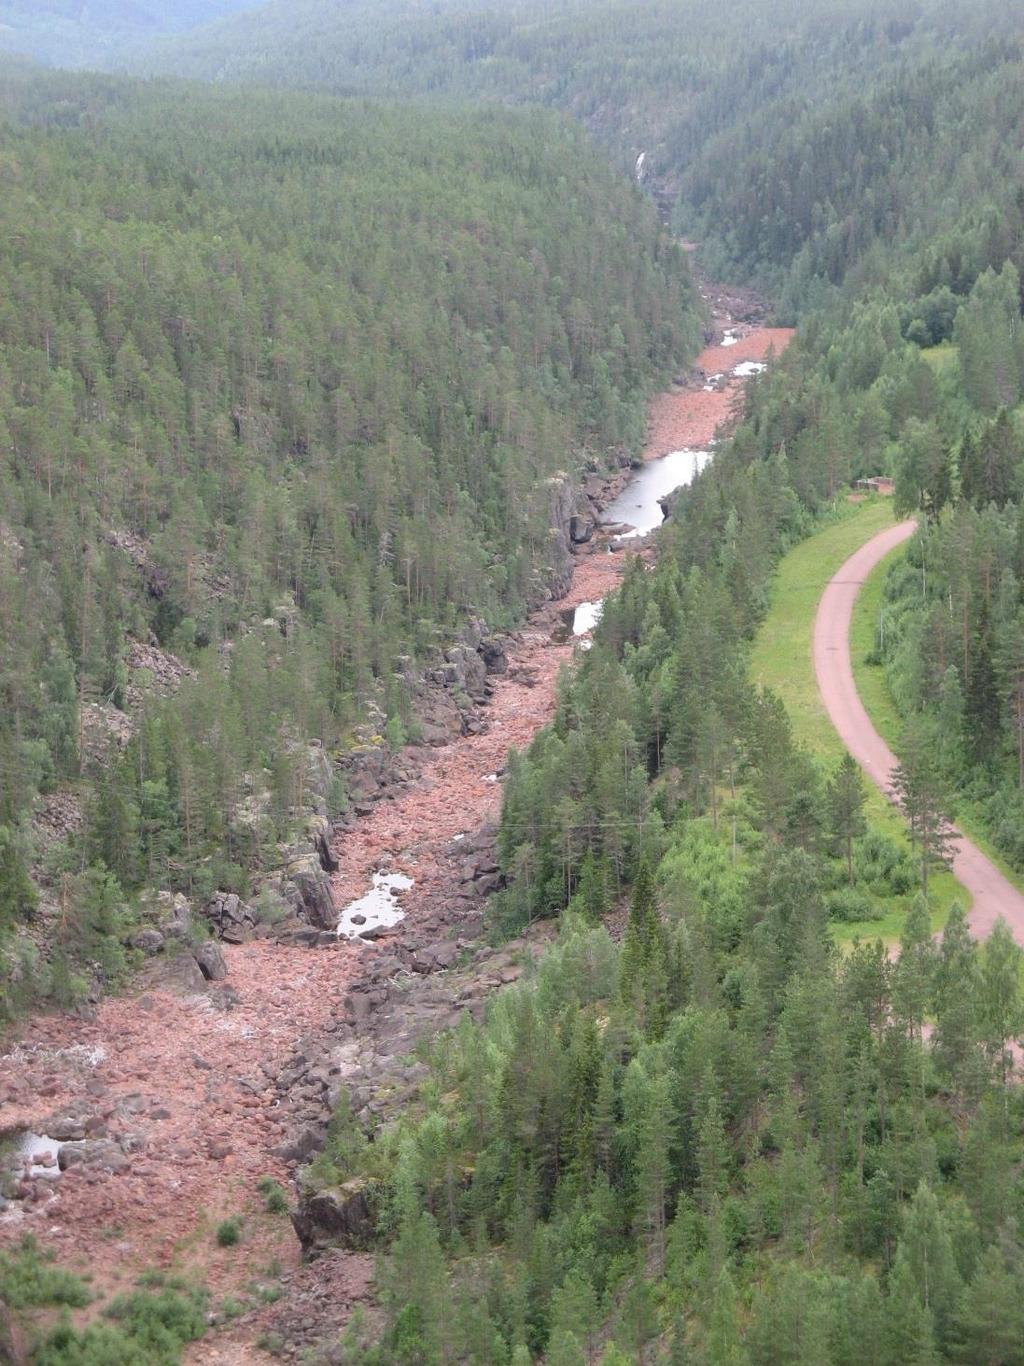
[603,447,712,541]
[570,446,711,636]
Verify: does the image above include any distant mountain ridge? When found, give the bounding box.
[0,0,258,67]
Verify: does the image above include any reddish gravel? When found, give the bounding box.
[0,942,366,1366]
[813,520,1024,941]
[644,326,794,458]
[329,551,628,910]
[329,322,796,914]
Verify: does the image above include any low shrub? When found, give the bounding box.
[825,885,883,922]
[257,1176,289,1214]
[215,1216,243,1247]
[35,1284,207,1365]
[0,1236,91,1309]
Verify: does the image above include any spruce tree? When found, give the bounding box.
[827,752,867,885]
[0,826,38,930]
[892,721,958,895]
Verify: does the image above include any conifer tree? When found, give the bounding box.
[0,827,38,930]
[827,752,866,885]
[893,894,935,1046]
[892,722,958,895]
[978,917,1023,1091]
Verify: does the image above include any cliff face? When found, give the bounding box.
[540,472,604,605]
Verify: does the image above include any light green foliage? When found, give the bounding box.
[257,1176,289,1215]
[36,1284,207,1365]
[0,1236,91,1310]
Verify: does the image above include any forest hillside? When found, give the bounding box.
[0,66,698,1013]
[129,0,1024,309]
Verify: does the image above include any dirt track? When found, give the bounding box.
[812,519,1024,941]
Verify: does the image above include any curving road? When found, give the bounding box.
[812,517,1024,942]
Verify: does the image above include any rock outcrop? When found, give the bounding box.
[57,1139,128,1173]
[194,940,228,982]
[291,1180,378,1256]
[204,892,256,943]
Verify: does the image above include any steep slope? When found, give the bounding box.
[0,66,700,1016]
[126,0,1024,305]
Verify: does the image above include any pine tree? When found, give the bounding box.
[978,917,1023,1092]
[892,1182,964,1349]
[618,861,669,1038]
[885,1254,940,1366]
[891,721,958,895]
[827,752,867,884]
[948,1244,1024,1364]
[0,826,38,930]
[704,1267,747,1366]
[383,1209,449,1363]
[635,1069,673,1275]
[893,895,935,1046]
[66,866,132,983]
[964,599,1000,764]
[695,1064,728,1215]
[932,903,982,1092]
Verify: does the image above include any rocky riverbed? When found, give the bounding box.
[0,284,792,1363]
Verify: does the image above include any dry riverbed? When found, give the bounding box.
[0,292,793,1362]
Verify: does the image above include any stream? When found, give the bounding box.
[571,445,711,636]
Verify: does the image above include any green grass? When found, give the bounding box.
[851,541,1024,902]
[920,341,958,372]
[750,497,961,942]
[750,498,895,757]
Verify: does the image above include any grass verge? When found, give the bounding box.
[750,496,960,943]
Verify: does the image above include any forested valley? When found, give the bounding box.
[327,164,1024,1357]
[0,66,698,1013]
[4,0,1024,1362]
[133,0,1024,313]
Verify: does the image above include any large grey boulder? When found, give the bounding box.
[131,928,165,955]
[291,1179,378,1259]
[147,950,207,994]
[288,857,337,928]
[57,1139,127,1173]
[194,940,228,981]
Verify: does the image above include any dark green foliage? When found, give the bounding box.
[827,753,867,885]
[135,0,1024,309]
[0,67,699,1009]
[891,722,958,894]
[297,13,1024,1342]
[215,1216,243,1247]
[5,2,1024,1360]
[0,826,37,931]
